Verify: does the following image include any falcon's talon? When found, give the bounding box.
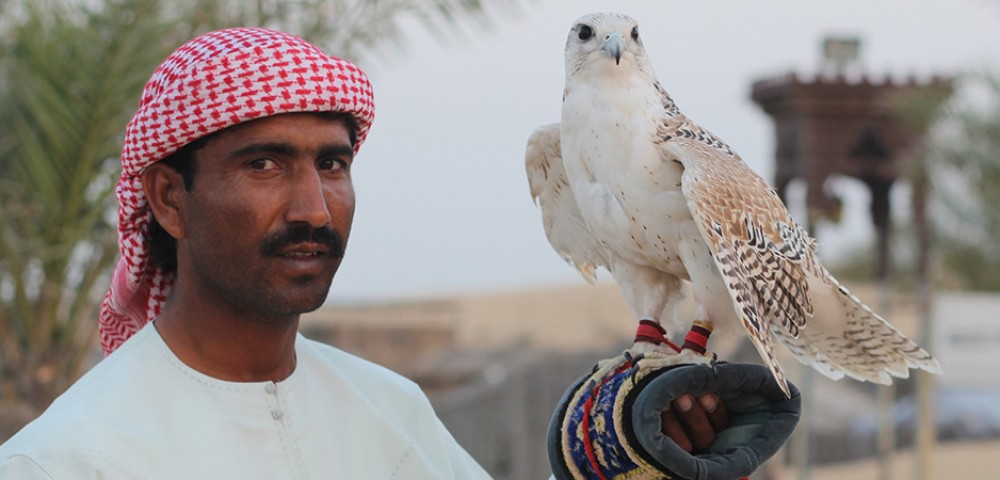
[628,364,642,385]
[630,352,645,364]
[630,347,717,375]
[623,351,635,365]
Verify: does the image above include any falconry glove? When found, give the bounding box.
[548,361,800,480]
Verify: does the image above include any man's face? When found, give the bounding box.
[175,112,356,321]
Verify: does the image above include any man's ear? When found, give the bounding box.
[141,164,187,240]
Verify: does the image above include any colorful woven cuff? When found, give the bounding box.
[548,360,677,480]
[548,362,801,480]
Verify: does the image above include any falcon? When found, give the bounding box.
[525,12,941,397]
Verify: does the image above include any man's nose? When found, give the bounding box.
[286,170,331,227]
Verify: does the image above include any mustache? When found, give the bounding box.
[259,224,345,257]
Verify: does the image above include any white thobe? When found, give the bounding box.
[0,323,491,479]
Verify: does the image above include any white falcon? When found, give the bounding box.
[525,12,941,397]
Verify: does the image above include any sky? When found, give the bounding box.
[326,0,1000,303]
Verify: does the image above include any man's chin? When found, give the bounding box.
[281,277,336,314]
[255,294,328,322]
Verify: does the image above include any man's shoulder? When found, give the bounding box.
[0,326,168,464]
[0,375,149,477]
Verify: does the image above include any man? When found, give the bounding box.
[0,27,493,478]
[0,27,791,479]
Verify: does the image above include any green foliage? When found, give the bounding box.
[0,0,175,404]
[828,77,1000,292]
[161,0,517,65]
[928,73,1000,291]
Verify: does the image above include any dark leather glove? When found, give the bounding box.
[548,361,800,480]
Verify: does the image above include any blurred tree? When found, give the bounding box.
[0,0,176,416]
[826,80,986,294]
[929,73,1000,291]
[0,0,520,433]
[182,0,513,65]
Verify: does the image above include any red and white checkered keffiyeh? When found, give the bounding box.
[98,27,375,355]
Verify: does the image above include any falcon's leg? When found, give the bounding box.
[681,306,715,354]
[611,261,679,331]
[628,306,718,374]
[590,320,687,385]
[590,264,692,382]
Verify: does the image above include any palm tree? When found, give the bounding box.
[0,0,520,437]
[0,0,174,413]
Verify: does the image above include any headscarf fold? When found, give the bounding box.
[99,27,375,354]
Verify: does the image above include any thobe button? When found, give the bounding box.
[271,408,284,420]
[265,383,278,394]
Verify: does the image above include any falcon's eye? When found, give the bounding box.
[578,25,593,41]
[631,27,639,41]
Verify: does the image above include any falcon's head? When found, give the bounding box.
[564,12,652,81]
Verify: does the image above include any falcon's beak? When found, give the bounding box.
[601,32,625,65]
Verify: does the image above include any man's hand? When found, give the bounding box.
[661,393,730,453]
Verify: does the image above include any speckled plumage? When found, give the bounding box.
[525,12,940,396]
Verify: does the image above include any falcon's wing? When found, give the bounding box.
[660,117,816,397]
[526,124,608,283]
[661,115,941,396]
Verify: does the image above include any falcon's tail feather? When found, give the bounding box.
[777,329,896,384]
[777,272,941,384]
[773,329,849,381]
[831,278,942,377]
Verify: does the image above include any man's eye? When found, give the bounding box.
[318,158,346,172]
[248,158,277,170]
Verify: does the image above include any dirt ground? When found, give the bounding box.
[804,440,1000,479]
